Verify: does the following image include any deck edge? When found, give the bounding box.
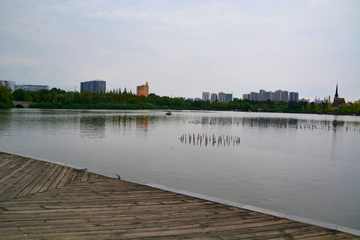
[146,183,360,237]
[0,151,87,171]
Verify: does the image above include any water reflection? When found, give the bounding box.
[0,110,11,133]
[80,116,106,139]
[136,115,148,132]
[179,133,240,147]
[186,116,360,132]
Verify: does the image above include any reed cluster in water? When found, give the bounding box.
[179,133,240,147]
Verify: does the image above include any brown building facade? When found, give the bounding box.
[137,82,149,97]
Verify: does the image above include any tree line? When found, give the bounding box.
[0,85,359,114]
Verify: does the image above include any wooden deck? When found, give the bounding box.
[0,152,358,239]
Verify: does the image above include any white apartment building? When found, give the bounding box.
[0,80,15,91]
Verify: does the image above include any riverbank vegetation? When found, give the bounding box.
[0,86,359,115]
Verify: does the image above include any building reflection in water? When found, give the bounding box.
[185,116,360,132]
[136,115,148,134]
[80,116,106,139]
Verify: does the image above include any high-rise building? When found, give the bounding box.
[210,93,218,103]
[282,91,289,102]
[250,92,259,101]
[0,80,15,91]
[289,92,299,102]
[225,93,233,103]
[243,89,296,102]
[81,80,106,93]
[202,92,210,101]
[275,90,282,102]
[266,91,273,101]
[218,92,226,102]
[259,89,266,101]
[15,84,49,91]
[136,82,149,97]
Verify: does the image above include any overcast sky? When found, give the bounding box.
[1,0,359,101]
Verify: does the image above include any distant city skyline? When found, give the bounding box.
[1,1,359,102]
[243,89,299,102]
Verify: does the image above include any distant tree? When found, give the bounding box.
[128,98,136,104]
[12,89,27,101]
[324,102,333,112]
[242,102,251,111]
[0,85,13,104]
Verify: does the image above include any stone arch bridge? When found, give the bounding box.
[12,101,35,108]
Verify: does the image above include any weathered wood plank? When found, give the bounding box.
[0,162,47,201]
[73,170,84,184]
[37,164,64,193]
[0,161,44,201]
[80,171,89,182]
[0,158,35,185]
[27,163,60,195]
[47,166,68,189]
[0,156,26,178]
[15,162,55,198]
[56,167,75,188]
[65,169,78,185]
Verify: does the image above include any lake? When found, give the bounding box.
[1,108,359,230]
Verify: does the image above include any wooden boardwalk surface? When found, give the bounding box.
[0,152,358,239]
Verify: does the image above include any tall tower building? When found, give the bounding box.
[81,80,106,93]
[210,93,218,103]
[218,92,226,102]
[275,90,282,102]
[289,92,299,102]
[225,93,233,103]
[202,92,210,101]
[136,82,149,97]
[259,89,266,101]
[282,91,289,102]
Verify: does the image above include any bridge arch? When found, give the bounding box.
[12,101,35,108]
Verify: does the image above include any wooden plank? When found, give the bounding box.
[80,171,89,182]
[65,169,78,185]
[73,170,84,184]
[47,166,68,189]
[0,158,35,185]
[87,173,97,180]
[0,157,14,168]
[56,167,75,188]
[15,163,54,198]
[37,165,64,193]
[0,162,48,201]
[0,156,26,178]
[0,161,44,200]
[27,163,60,195]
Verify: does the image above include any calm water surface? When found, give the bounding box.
[1,109,359,229]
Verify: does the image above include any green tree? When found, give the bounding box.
[242,102,251,111]
[0,85,13,104]
[12,89,27,101]
[324,102,333,112]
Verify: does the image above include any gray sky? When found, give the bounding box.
[1,0,359,101]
